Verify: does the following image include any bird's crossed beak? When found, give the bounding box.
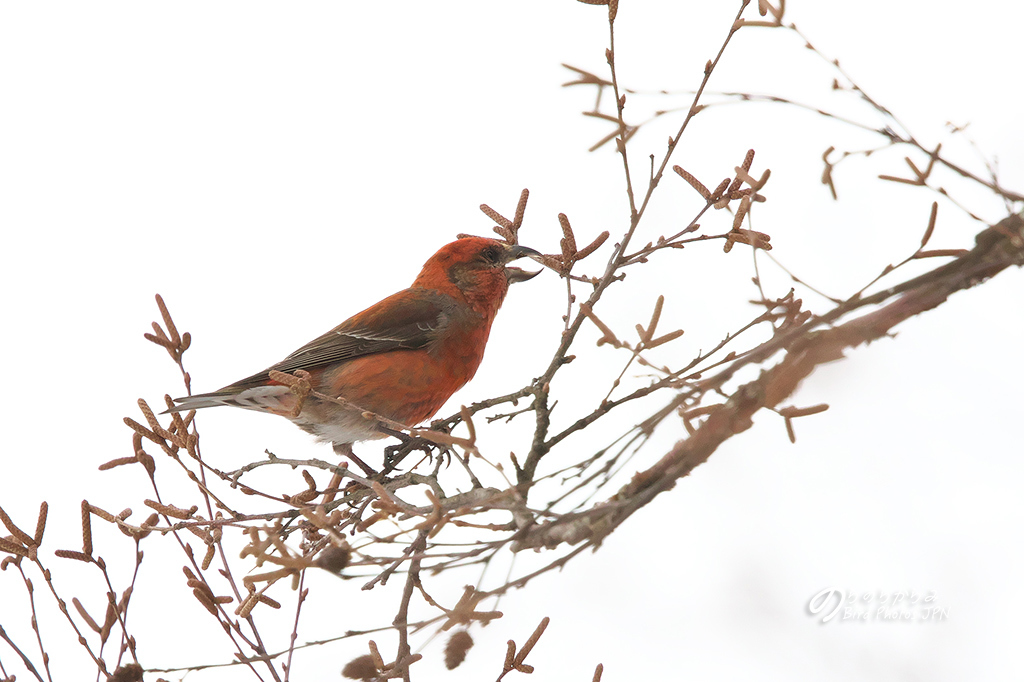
[503,244,543,284]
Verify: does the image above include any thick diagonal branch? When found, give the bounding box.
[513,214,1024,550]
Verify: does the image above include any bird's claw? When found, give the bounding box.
[379,426,451,474]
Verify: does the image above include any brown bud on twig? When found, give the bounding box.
[202,544,216,571]
[445,630,474,670]
[123,418,163,446]
[461,405,477,447]
[576,231,610,261]
[314,543,352,574]
[878,173,923,186]
[503,640,517,671]
[740,148,756,172]
[1,537,31,559]
[144,294,188,363]
[513,188,529,229]
[732,195,752,230]
[289,489,318,506]
[368,640,385,672]
[724,229,773,253]
[710,178,730,202]
[267,369,312,418]
[99,457,138,471]
[81,501,94,556]
[779,404,830,443]
[143,500,198,520]
[904,156,926,182]
[34,502,47,547]
[673,165,712,200]
[135,451,156,477]
[0,506,34,548]
[784,416,796,443]
[342,654,378,680]
[637,295,664,343]
[53,549,91,562]
[580,303,624,348]
[513,616,550,668]
[559,214,577,263]
[480,203,511,228]
[913,249,969,259]
[143,330,175,351]
[100,598,117,643]
[821,146,838,199]
[237,592,258,618]
[478,190,529,243]
[733,166,771,192]
[560,63,612,88]
[107,663,144,682]
[155,294,179,346]
[920,201,938,248]
[137,399,177,445]
[778,405,830,419]
[301,469,317,491]
[192,587,219,616]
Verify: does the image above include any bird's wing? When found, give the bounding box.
[209,289,453,395]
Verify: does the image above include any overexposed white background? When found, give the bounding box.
[1,1,1022,680]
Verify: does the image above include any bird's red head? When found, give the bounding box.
[412,237,541,318]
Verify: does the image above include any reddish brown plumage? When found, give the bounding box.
[170,237,540,447]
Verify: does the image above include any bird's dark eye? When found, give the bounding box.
[480,247,502,264]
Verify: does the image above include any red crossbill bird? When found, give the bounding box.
[168,237,541,460]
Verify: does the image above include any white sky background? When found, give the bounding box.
[1,1,1022,680]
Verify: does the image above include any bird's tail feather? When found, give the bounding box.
[162,386,296,415]
[161,394,234,414]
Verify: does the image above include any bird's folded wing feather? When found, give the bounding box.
[201,289,453,396]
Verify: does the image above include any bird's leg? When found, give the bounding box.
[331,441,377,486]
[378,425,444,473]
